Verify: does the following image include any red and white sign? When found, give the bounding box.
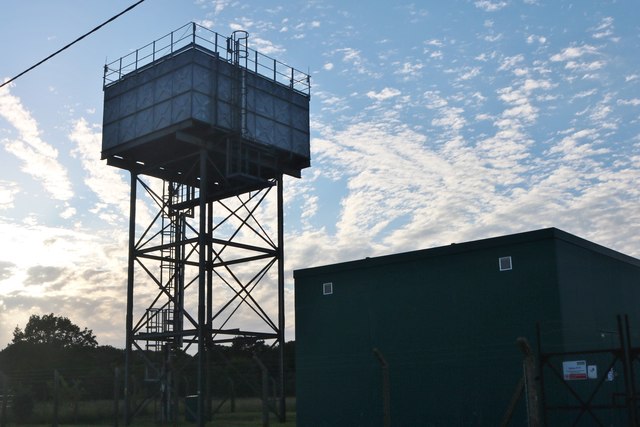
[563,360,587,380]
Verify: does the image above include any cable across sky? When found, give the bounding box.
[0,0,146,89]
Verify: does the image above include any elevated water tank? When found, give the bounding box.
[102,23,310,195]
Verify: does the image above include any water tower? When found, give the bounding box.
[101,23,310,425]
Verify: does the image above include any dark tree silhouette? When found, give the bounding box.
[12,313,97,349]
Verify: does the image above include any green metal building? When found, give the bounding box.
[293,228,640,426]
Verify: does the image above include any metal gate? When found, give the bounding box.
[537,315,640,426]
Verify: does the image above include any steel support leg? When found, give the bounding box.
[124,172,137,426]
[206,200,214,421]
[277,174,286,422]
[197,150,208,427]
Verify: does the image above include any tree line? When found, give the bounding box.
[0,313,295,414]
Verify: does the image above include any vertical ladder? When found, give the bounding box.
[230,30,249,137]
[147,181,181,352]
[159,182,177,347]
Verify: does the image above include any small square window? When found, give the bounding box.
[323,282,333,295]
[499,256,512,271]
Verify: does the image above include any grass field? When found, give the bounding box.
[1,397,296,426]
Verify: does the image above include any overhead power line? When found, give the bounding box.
[0,0,146,89]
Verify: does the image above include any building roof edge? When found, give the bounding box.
[293,227,640,279]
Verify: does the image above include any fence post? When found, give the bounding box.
[52,370,60,427]
[499,376,524,427]
[113,367,120,427]
[253,355,270,427]
[625,314,638,427]
[517,337,541,427]
[373,348,391,427]
[619,315,638,427]
[228,378,235,413]
[1,371,8,427]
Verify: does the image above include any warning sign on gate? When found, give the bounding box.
[563,360,588,380]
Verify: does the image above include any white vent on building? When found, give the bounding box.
[323,282,333,295]
[499,256,512,271]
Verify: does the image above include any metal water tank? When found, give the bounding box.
[102,23,310,193]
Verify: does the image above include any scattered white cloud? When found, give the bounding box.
[591,17,614,39]
[589,94,616,127]
[458,67,481,81]
[249,37,285,55]
[300,194,318,221]
[59,206,76,219]
[526,34,547,44]
[424,39,443,47]
[498,54,525,72]
[565,60,605,72]
[395,61,424,77]
[617,98,640,107]
[0,85,73,201]
[315,91,350,114]
[338,47,361,63]
[323,62,334,71]
[432,106,467,132]
[423,91,449,109]
[496,78,554,126]
[484,33,503,42]
[0,220,128,347]
[213,0,231,15]
[229,19,254,32]
[550,44,598,62]
[404,3,429,22]
[197,19,215,29]
[0,181,19,209]
[572,89,597,100]
[306,110,640,268]
[475,1,508,12]
[335,47,380,77]
[366,87,401,101]
[548,128,606,162]
[69,118,152,227]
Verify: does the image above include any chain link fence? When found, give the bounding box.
[0,343,295,425]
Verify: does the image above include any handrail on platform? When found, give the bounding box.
[103,22,310,96]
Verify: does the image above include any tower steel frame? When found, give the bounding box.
[122,148,286,426]
[102,23,309,426]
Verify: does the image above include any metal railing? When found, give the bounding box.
[103,22,310,96]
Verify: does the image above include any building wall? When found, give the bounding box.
[295,229,578,426]
[539,233,640,425]
[554,234,640,348]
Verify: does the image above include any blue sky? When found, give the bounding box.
[1,0,639,349]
